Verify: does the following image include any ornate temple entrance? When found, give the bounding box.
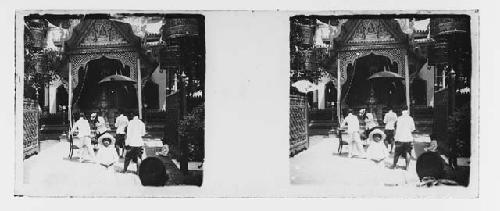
[63,19,158,123]
[74,56,137,112]
[332,19,411,121]
[343,53,405,107]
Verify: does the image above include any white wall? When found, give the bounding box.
[417,62,435,107]
[48,78,63,114]
[150,66,167,110]
[317,83,326,109]
[44,85,49,107]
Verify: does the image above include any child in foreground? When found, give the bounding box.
[96,133,119,169]
[366,129,389,166]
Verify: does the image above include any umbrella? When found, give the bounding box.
[367,71,404,80]
[292,80,319,93]
[98,74,136,85]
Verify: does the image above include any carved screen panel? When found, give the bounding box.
[69,52,138,89]
[337,48,406,85]
[80,20,128,47]
[348,20,396,43]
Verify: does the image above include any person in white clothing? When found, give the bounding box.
[391,108,416,170]
[71,113,95,162]
[363,112,378,140]
[383,108,398,152]
[114,111,129,157]
[95,111,108,138]
[89,111,107,147]
[366,129,389,166]
[96,133,119,169]
[122,115,146,173]
[340,109,366,158]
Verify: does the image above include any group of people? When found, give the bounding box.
[340,107,416,170]
[70,110,146,173]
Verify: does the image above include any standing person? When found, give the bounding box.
[89,113,99,146]
[364,112,378,140]
[122,114,146,173]
[72,113,95,162]
[383,107,398,152]
[391,108,416,171]
[95,111,108,141]
[340,109,366,158]
[114,110,129,158]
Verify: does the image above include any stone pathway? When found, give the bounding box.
[290,135,421,187]
[23,140,142,188]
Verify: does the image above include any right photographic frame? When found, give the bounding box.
[289,12,478,194]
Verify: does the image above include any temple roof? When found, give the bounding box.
[334,19,408,49]
[60,19,158,80]
[64,19,141,51]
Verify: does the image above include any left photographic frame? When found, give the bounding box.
[15,11,205,197]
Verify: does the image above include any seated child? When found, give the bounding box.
[366,129,389,165]
[96,133,119,169]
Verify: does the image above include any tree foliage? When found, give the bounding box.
[24,25,63,98]
[448,99,471,157]
[178,104,204,162]
[289,17,336,84]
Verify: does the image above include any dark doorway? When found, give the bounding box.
[324,81,337,109]
[343,53,405,107]
[411,76,427,105]
[56,85,68,112]
[75,56,137,112]
[143,80,159,109]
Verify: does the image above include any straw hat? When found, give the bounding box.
[369,129,386,142]
[97,133,115,145]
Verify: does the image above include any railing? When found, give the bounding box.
[290,95,309,157]
[23,98,40,158]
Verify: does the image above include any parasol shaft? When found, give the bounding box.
[137,58,143,119]
[405,55,410,113]
[337,59,341,125]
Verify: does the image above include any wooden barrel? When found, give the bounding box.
[162,18,200,39]
[26,20,47,48]
[303,50,313,71]
[299,24,314,46]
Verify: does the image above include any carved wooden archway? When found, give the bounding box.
[337,48,407,86]
[68,51,138,89]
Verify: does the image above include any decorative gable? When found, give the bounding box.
[79,20,128,47]
[347,19,395,43]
